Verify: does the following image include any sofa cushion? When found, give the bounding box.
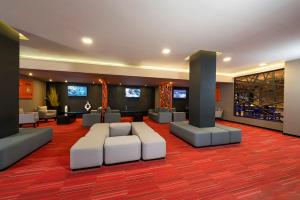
[37,106,47,112]
[104,135,141,164]
[109,122,131,137]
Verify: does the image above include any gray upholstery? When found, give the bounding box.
[70,137,104,169]
[104,112,121,123]
[109,122,131,137]
[132,122,166,160]
[172,112,186,122]
[148,108,172,123]
[0,128,53,170]
[70,123,109,169]
[82,113,101,127]
[210,127,230,145]
[104,135,141,164]
[19,111,39,127]
[216,123,242,143]
[170,121,211,147]
[170,121,242,147]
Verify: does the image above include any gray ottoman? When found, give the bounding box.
[82,113,101,127]
[109,122,131,137]
[210,127,230,145]
[70,137,103,170]
[104,135,141,164]
[216,123,242,143]
[173,112,186,122]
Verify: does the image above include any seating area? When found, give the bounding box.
[1,1,300,198]
[70,122,166,169]
[170,121,241,147]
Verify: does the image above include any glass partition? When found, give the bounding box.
[234,69,284,122]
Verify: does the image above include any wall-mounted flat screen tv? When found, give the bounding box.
[173,89,187,99]
[67,86,88,97]
[125,88,141,98]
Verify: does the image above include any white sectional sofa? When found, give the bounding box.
[70,122,166,170]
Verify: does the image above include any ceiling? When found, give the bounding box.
[19,69,190,87]
[1,0,300,74]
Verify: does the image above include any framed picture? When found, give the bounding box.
[19,79,33,99]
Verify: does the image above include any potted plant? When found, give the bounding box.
[47,86,60,110]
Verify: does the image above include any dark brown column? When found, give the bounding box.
[0,21,19,138]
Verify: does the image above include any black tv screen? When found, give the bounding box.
[68,86,88,97]
[125,88,141,98]
[173,89,187,99]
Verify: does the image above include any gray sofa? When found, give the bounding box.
[0,128,53,170]
[82,113,101,127]
[170,121,241,147]
[148,107,172,123]
[104,112,121,123]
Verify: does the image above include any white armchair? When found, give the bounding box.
[19,108,39,127]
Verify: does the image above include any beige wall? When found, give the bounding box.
[19,75,46,112]
[283,59,300,136]
[219,83,283,131]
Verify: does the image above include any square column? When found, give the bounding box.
[189,50,216,128]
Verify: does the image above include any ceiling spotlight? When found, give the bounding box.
[162,48,171,55]
[81,37,93,45]
[92,81,95,84]
[28,72,33,76]
[98,79,103,83]
[65,80,68,83]
[223,57,232,62]
[119,83,122,86]
[184,56,190,61]
[49,79,52,82]
[260,62,267,66]
[144,84,147,87]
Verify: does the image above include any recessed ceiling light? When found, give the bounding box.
[162,48,171,55]
[92,81,95,84]
[144,84,147,87]
[259,62,267,66]
[184,56,190,61]
[223,57,232,62]
[65,80,68,83]
[49,79,52,82]
[81,37,93,45]
[119,83,122,85]
[28,72,33,76]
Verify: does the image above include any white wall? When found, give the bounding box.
[283,59,300,136]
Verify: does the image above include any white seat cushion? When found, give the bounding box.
[104,135,141,164]
[109,122,131,137]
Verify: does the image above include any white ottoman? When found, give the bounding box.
[104,135,141,164]
[70,137,103,170]
[109,122,131,137]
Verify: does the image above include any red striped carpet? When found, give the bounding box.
[0,118,299,200]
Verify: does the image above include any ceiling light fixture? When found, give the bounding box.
[28,72,33,76]
[119,83,122,86]
[162,48,171,55]
[184,56,190,61]
[65,80,68,83]
[259,62,267,66]
[49,79,52,82]
[19,32,29,41]
[81,37,93,45]
[223,57,232,62]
